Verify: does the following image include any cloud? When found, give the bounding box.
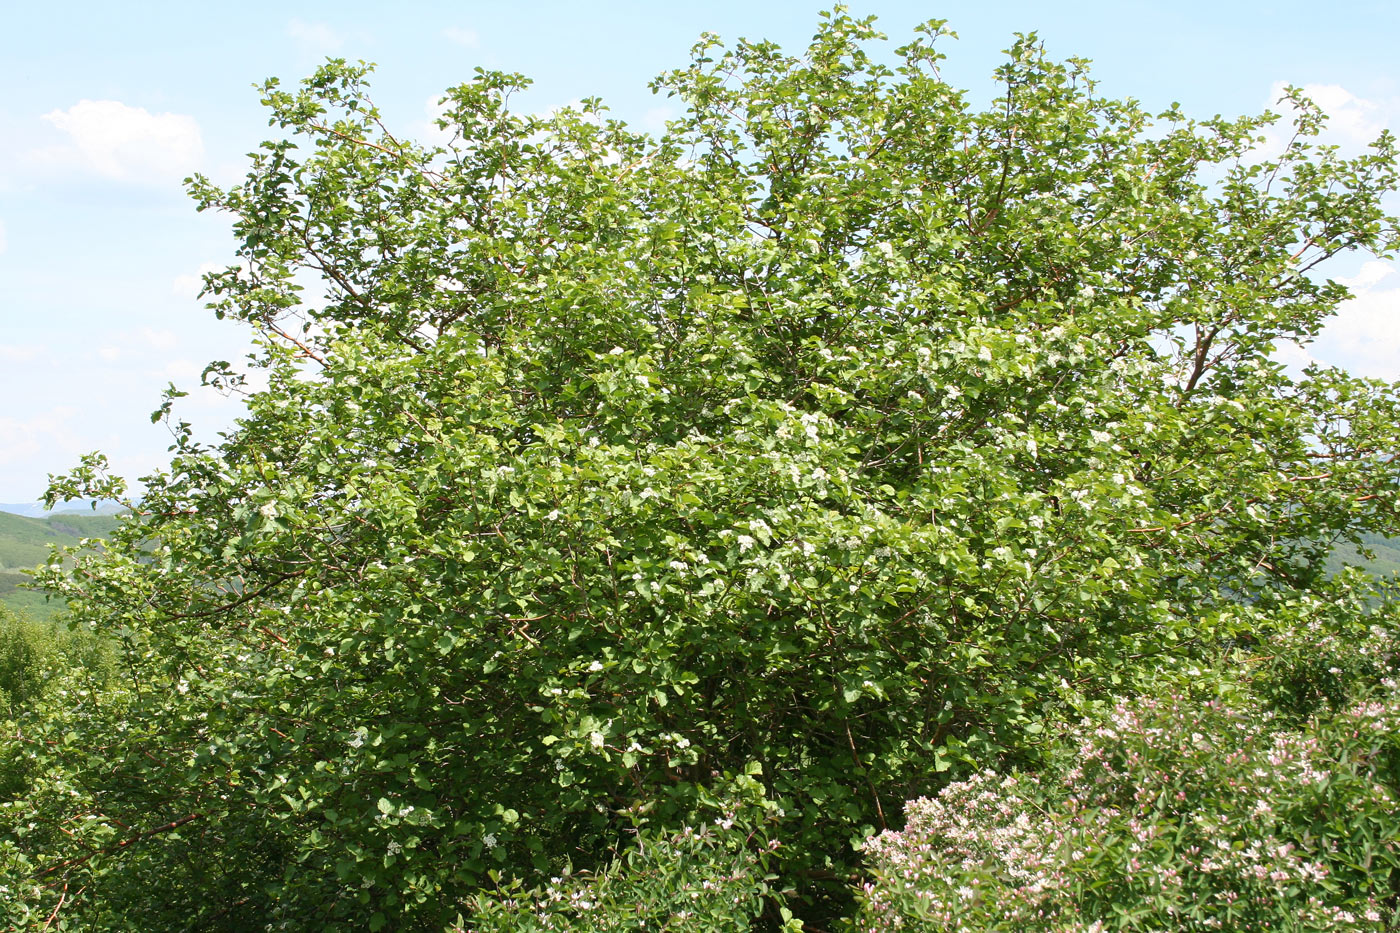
[288,18,344,53]
[39,100,204,184]
[0,407,79,469]
[443,26,479,48]
[143,328,178,351]
[1310,260,1400,380]
[0,344,40,364]
[1259,82,1396,157]
[90,327,178,366]
[1273,338,1321,378]
[172,260,229,300]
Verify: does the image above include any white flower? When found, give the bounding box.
[737,534,755,553]
[258,501,278,519]
[588,660,603,672]
[590,731,605,748]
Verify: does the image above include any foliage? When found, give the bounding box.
[857,586,1400,931]
[0,605,111,720]
[0,606,114,928]
[462,812,792,933]
[0,606,56,719]
[7,8,1400,928]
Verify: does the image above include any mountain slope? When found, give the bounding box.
[0,512,123,620]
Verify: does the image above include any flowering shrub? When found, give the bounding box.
[462,819,796,932]
[859,674,1400,930]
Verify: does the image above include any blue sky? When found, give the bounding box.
[1,1,1397,502]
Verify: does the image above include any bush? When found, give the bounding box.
[0,607,54,718]
[463,813,790,933]
[858,596,1400,931]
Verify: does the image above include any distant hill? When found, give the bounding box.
[0,511,123,621]
[1325,531,1400,581]
[0,500,127,518]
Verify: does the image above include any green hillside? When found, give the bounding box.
[1325,531,1400,580]
[0,512,123,621]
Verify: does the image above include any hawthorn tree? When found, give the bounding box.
[7,9,1400,928]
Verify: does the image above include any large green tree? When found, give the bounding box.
[7,10,1400,928]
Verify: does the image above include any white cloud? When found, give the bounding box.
[0,344,40,363]
[157,358,203,384]
[1310,260,1400,380]
[1273,338,1321,378]
[172,260,228,300]
[443,26,479,48]
[0,407,79,469]
[143,328,178,351]
[288,18,344,53]
[89,327,178,366]
[1338,259,1393,293]
[39,100,204,184]
[1259,82,1396,157]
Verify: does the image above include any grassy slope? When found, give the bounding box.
[1325,531,1400,580]
[0,512,122,621]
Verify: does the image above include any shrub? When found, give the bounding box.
[858,599,1400,931]
[462,815,790,933]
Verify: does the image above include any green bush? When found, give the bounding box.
[0,607,54,717]
[463,811,792,933]
[9,7,1400,928]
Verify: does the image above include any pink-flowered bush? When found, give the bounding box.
[859,679,1400,931]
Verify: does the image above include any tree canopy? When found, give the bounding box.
[6,10,1400,929]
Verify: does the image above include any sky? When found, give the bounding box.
[1,1,1397,503]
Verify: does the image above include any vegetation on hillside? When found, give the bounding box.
[0,511,122,621]
[3,10,1399,930]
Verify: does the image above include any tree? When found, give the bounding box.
[9,9,1400,928]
